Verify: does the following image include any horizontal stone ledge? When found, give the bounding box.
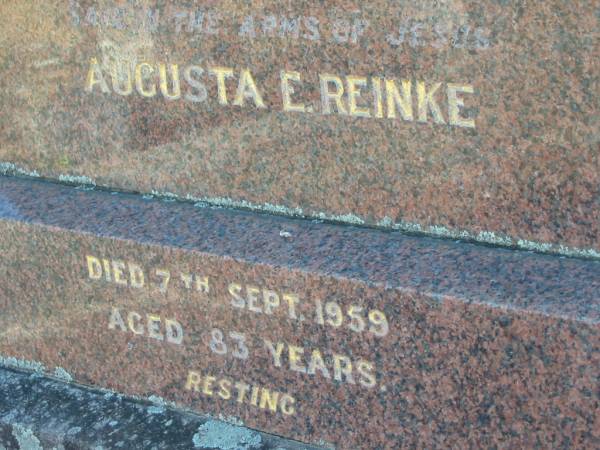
[0,176,598,449]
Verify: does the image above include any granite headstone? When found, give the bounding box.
[0,1,599,449]
[0,0,598,256]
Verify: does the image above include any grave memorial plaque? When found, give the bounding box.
[0,1,599,449]
[0,0,598,255]
[0,177,598,449]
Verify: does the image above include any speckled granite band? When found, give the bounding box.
[0,1,598,253]
[0,176,598,449]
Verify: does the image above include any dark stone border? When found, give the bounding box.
[0,366,320,450]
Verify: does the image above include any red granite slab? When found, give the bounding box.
[0,1,598,255]
[0,176,598,449]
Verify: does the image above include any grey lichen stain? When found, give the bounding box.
[57,174,96,187]
[53,367,73,382]
[216,414,245,428]
[0,357,77,387]
[0,162,40,178]
[67,427,82,436]
[148,395,171,408]
[12,424,43,450]
[316,439,336,450]
[0,356,45,374]
[147,405,166,415]
[192,420,262,450]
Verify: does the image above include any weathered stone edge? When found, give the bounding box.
[0,365,324,450]
[1,163,598,261]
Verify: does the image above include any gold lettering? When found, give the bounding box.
[229,283,244,308]
[184,65,208,103]
[289,345,306,373]
[283,293,299,319]
[264,339,285,367]
[280,71,305,112]
[417,81,445,124]
[447,83,475,128]
[372,77,384,118]
[357,360,376,388]
[196,276,210,294]
[250,385,260,406]
[346,76,370,117]
[233,69,266,108]
[307,349,331,379]
[112,260,127,286]
[181,273,193,290]
[146,314,164,340]
[108,308,126,331]
[85,57,110,94]
[165,318,184,345]
[235,381,249,404]
[262,290,280,315]
[280,394,296,416]
[86,255,102,280]
[155,269,170,293]
[185,371,201,391]
[218,379,232,400]
[102,259,111,282]
[186,372,296,416]
[127,311,144,335]
[203,376,216,396]
[83,56,477,131]
[111,62,133,96]
[135,63,157,98]
[246,286,262,313]
[129,264,145,289]
[259,388,279,412]
[159,63,181,100]
[209,66,234,105]
[333,354,355,384]
[319,74,347,115]
[386,79,413,121]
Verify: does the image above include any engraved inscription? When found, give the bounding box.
[68,1,493,50]
[108,307,184,345]
[185,371,297,416]
[85,59,477,128]
[85,254,391,416]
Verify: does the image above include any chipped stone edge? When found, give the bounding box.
[0,355,74,383]
[1,162,598,261]
[144,395,246,428]
[0,354,247,430]
[0,356,46,374]
[0,362,333,449]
